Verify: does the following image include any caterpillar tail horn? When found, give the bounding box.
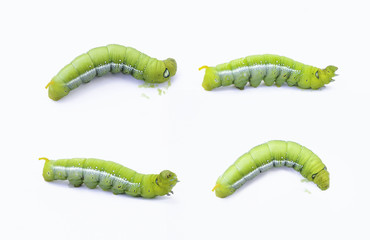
[39,157,50,162]
[198,65,209,71]
[212,184,220,192]
[45,81,53,89]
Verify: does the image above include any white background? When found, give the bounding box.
[1,0,370,239]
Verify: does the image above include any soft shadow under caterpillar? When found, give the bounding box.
[213,140,329,198]
[46,44,177,100]
[199,54,337,91]
[40,157,178,198]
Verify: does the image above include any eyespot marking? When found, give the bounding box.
[163,68,170,78]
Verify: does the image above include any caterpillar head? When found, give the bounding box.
[46,78,70,101]
[199,66,221,91]
[320,65,338,83]
[312,169,330,190]
[163,58,177,79]
[300,65,338,89]
[155,170,178,196]
[313,65,338,89]
[144,58,177,84]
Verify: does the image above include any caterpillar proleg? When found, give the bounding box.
[40,157,178,198]
[199,54,337,91]
[213,140,329,198]
[46,44,177,100]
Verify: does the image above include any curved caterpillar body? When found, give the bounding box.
[40,158,178,198]
[199,54,337,91]
[213,140,329,198]
[46,44,177,100]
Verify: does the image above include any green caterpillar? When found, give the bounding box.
[46,44,177,100]
[40,157,178,198]
[199,54,337,91]
[213,140,329,198]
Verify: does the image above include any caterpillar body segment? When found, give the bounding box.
[213,140,329,198]
[200,54,337,91]
[46,44,177,100]
[41,158,178,198]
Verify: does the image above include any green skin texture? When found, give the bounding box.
[214,140,330,198]
[42,158,178,198]
[201,54,338,91]
[47,44,177,101]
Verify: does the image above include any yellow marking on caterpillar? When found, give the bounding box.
[45,81,53,89]
[198,65,209,71]
[212,184,220,192]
